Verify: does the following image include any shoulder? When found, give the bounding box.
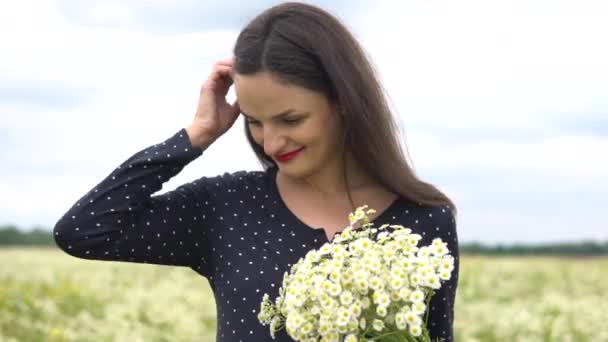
[428,204,457,230]
[396,198,456,225]
[203,169,269,186]
[418,203,457,234]
[185,168,275,198]
[392,200,458,246]
[423,204,458,254]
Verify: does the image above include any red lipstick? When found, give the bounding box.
[274,147,305,162]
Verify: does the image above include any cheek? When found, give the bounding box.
[315,116,342,145]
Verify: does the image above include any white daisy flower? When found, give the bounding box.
[395,312,408,330]
[344,334,358,342]
[372,319,385,331]
[409,324,423,337]
[376,305,388,317]
[409,289,425,303]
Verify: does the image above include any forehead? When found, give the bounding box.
[233,72,325,118]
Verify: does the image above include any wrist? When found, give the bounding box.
[185,126,215,150]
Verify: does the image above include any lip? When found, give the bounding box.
[274,147,305,162]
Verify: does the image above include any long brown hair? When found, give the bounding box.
[233,2,457,217]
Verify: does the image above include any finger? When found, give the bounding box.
[231,99,240,112]
[208,63,231,76]
[213,65,233,80]
[225,99,240,117]
[217,56,234,67]
[207,65,233,90]
[215,68,234,88]
[212,69,235,97]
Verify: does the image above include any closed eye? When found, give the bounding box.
[282,117,302,124]
[246,117,302,126]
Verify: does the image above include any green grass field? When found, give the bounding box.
[1,248,606,341]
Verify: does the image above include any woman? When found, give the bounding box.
[54,2,459,341]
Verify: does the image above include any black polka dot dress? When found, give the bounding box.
[53,129,459,342]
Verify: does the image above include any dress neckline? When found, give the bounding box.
[267,167,402,243]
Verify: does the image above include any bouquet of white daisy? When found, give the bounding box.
[258,205,455,342]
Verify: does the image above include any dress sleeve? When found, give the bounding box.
[53,129,216,277]
[426,205,460,342]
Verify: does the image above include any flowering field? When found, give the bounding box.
[0,248,606,341]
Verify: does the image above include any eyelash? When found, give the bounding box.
[247,118,302,126]
[283,118,302,124]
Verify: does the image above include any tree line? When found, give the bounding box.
[1,225,607,256]
[0,225,55,246]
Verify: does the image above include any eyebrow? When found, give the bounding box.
[241,109,302,121]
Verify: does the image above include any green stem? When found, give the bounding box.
[424,290,434,325]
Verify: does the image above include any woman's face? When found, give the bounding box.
[233,71,344,179]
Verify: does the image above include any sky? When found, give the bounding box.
[0,0,606,244]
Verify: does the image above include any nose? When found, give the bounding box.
[262,127,287,156]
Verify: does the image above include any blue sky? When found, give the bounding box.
[0,0,606,244]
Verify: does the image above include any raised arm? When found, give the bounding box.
[54,58,241,277]
[53,129,217,273]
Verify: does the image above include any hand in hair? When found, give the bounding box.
[186,57,240,149]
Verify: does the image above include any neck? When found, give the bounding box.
[281,150,374,197]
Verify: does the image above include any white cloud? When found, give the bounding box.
[407,132,608,181]
[457,207,606,244]
[88,1,136,26]
[358,0,608,130]
[0,1,236,87]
